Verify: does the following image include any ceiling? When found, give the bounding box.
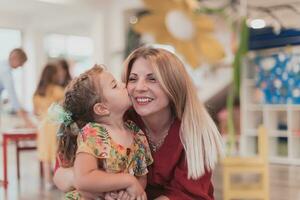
[0,0,299,35]
[0,0,113,35]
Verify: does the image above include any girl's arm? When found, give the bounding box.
[74,152,145,197]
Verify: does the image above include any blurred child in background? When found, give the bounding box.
[33,63,64,189]
[57,59,72,88]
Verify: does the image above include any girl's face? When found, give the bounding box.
[57,65,67,85]
[127,57,170,118]
[100,71,131,114]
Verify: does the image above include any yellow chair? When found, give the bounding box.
[222,126,269,200]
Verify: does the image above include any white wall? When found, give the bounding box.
[0,0,145,111]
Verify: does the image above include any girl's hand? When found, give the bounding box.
[126,178,147,200]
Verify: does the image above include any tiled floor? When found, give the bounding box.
[1,143,300,200]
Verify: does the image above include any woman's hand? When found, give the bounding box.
[117,190,131,200]
[104,191,119,200]
[53,167,75,192]
[126,177,147,200]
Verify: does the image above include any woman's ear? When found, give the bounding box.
[93,103,110,116]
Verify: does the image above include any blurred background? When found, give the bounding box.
[0,0,300,199]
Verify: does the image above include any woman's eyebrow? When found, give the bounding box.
[147,73,155,77]
[129,73,137,76]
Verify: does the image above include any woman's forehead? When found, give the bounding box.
[131,58,155,74]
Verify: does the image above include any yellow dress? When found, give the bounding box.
[33,85,64,163]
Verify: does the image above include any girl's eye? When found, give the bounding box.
[113,84,117,89]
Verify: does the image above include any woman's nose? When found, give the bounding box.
[135,79,147,91]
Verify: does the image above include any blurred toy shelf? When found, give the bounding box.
[240,28,300,165]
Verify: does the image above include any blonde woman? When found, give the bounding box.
[53,47,223,200]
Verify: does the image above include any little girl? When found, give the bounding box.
[33,63,64,189]
[52,65,153,200]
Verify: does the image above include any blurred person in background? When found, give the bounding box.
[57,58,72,88]
[0,48,35,128]
[33,63,64,190]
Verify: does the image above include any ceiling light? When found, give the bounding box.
[250,19,266,29]
[36,0,70,5]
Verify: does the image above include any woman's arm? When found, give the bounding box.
[137,175,147,189]
[53,166,106,199]
[163,155,213,200]
[74,152,145,198]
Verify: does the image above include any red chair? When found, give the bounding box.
[1,129,43,189]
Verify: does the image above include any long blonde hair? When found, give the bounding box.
[123,47,223,179]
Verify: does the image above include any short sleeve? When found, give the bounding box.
[128,121,153,176]
[77,123,110,159]
[136,131,153,167]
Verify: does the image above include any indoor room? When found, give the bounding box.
[0,0,300,199]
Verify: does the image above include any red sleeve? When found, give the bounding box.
[53,157,60,174]
[164,155,214,200]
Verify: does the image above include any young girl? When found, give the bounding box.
[53,65,153,200]
[33,63,64,189]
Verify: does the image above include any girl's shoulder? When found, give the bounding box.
[81,122,109,139]
[125,120,142,134]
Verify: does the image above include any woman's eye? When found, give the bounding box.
[113,84,117,88]
[128,77,136,82]
[149,77,156,82]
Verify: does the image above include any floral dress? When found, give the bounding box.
[65,120,153,200]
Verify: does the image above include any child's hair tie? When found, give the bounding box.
[47,103,73,127]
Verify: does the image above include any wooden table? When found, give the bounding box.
[1,129,37,189]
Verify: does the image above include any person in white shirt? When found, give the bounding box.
[0,48,34,128]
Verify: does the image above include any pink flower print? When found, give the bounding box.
[95,138,103,146]
[117,144,124,152]
[87,127,98,137]
[82,124,91,136]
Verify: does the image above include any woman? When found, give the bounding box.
[54,47,223,199]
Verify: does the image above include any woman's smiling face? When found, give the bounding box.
[126,57,170,118]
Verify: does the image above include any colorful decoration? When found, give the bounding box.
[255,51,300,104]
[47,103,73,126]
[133,0,225,68]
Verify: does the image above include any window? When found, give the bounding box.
[44,34,94,76]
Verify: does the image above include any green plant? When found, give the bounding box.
[226,18,249,155]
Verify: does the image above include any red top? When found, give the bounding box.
[143,119,214,200]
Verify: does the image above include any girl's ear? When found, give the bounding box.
[93,103,110,116]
